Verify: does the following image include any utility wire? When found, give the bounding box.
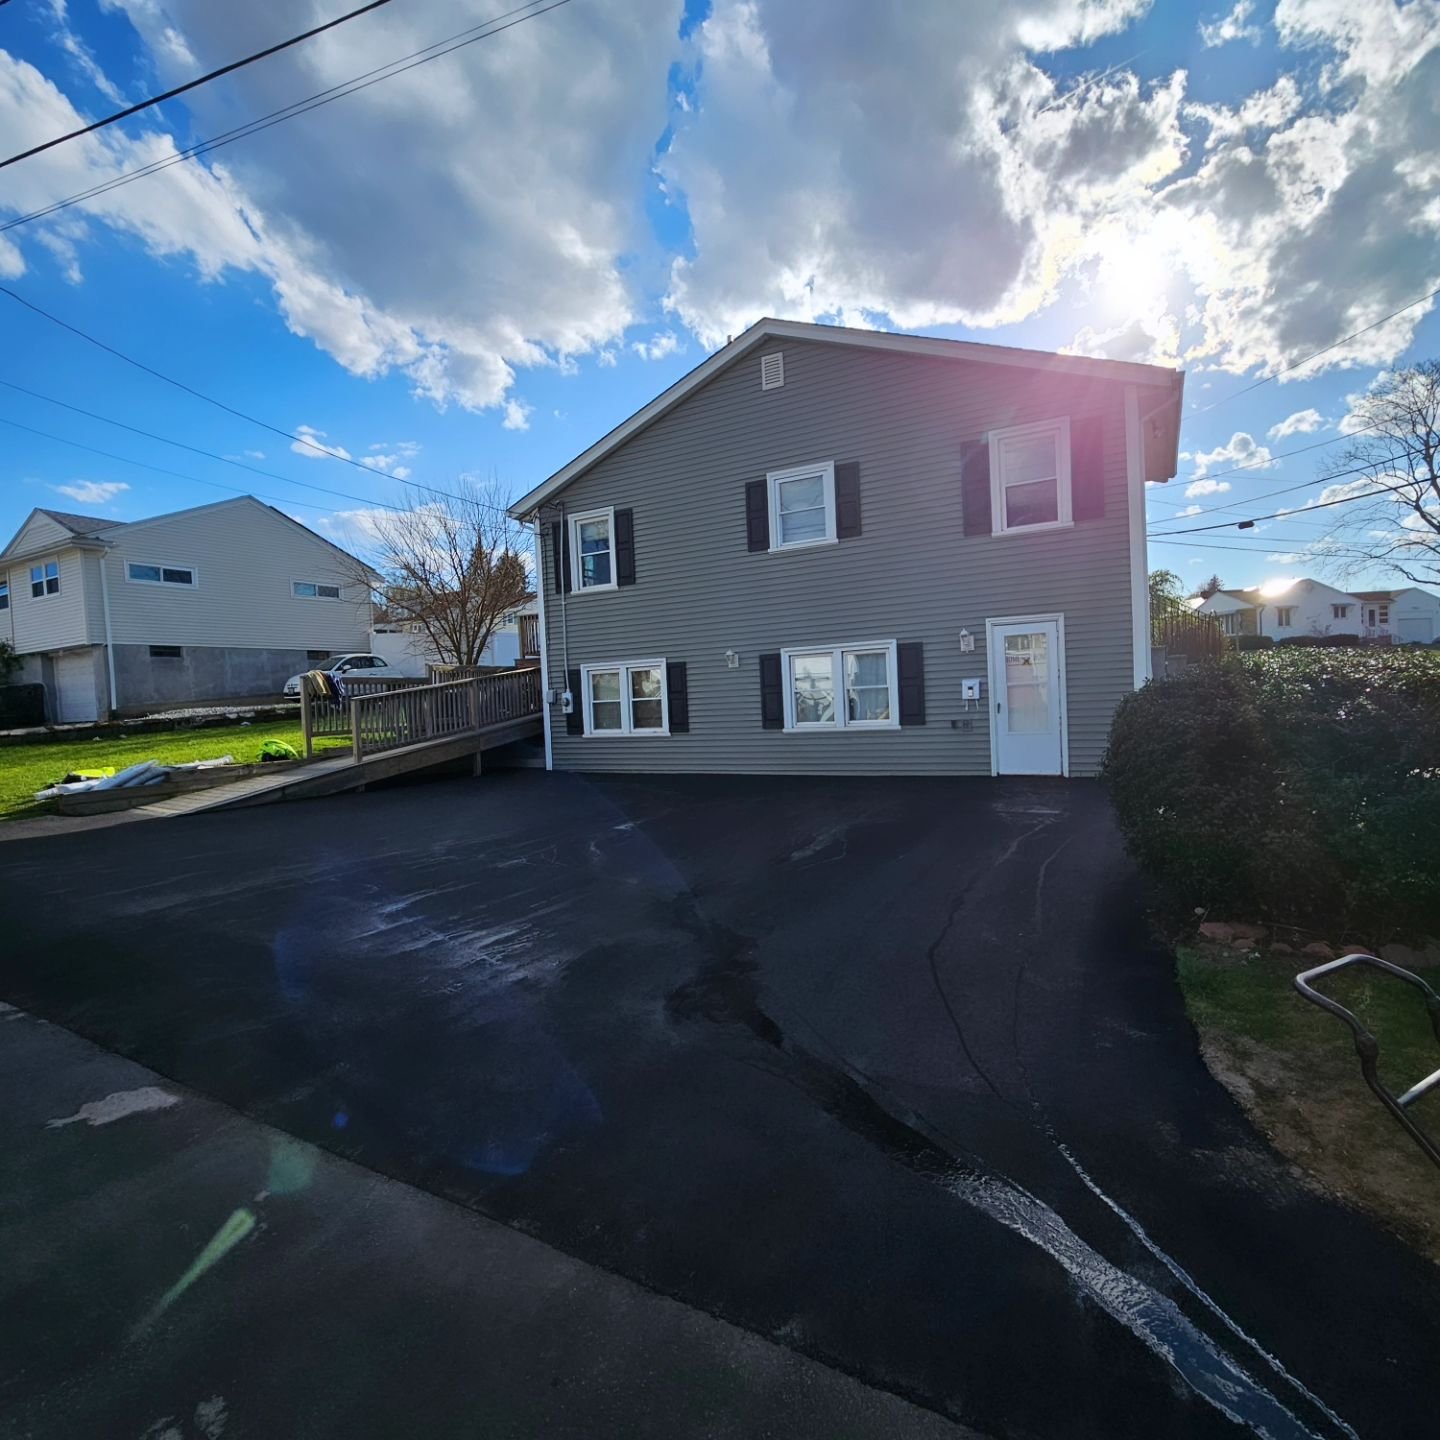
[0,0,399,171]
[1195,286,1440,414]
[0,284,503,509]
[0,414,369,519]
[0,0,572,233]
[1148,460,1424,536]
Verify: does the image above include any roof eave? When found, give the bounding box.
[509,317,1185,517]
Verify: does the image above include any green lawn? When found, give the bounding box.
[1177,944,1440,1262]
[0,719,348,820]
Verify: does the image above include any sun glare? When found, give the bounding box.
[1258,577,1298,598]
[1096,232,1172,311]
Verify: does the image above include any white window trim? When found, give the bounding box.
[29,557,60,599]
[292,578,344,600]
[988,417,1073,537]
[1274,607,1295,626]
[780,640,899,733]
[0,579,9,610]
[126,560,199,588]
[569,506,618,593]
[581,658,669,737]
[767,461,837,552]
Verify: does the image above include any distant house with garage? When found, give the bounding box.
[508,317,1184,777]
[1193,578,1439,643]
[0,497,373,722]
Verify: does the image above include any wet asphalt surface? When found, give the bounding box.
[0,771,1434,1439]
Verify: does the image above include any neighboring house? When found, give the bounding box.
[1351,588,1440,643]
[1193,578,1440,643]
[508,317,1184,778]
[1194,578,1362,639]
[0,497,372,722]
[369,596,541,674]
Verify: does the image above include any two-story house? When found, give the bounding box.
[0,497,373,722]
[508,319,1184,777]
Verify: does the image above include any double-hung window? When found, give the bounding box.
[1332,604,1350,620]
[0,579,8,610]
[767,462,836,550]
[293,580,342,599]
[569,508,616,591]
[783,641,898,731]
[989,419,1072,534]
[1275,606,1295,627]
[30,559,60,598]
[582,659,668,735]
[128,561,196,587]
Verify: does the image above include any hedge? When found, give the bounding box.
[1103,649,1440,942]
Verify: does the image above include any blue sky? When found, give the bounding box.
[2,0,1438,595]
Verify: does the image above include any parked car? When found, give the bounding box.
[282,653,391,699]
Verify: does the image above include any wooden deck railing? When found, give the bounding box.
[348,667,542,760]
[300,674,427,754]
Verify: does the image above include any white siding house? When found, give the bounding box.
[369,598,540,675]
[1353,588,1440,643]
[1194,578,1362,638]
[0,498,372,722]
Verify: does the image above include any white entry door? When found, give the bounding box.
[987,617,1065,776]
[55,652,99,723]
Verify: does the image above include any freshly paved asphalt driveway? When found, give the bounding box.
[1,772,1435,1438]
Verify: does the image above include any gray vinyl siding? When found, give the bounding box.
[540,337,1139,777]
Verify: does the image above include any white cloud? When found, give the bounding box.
[1185,478,1233,498]
[1267,407,1325,439]
[501,398,533,431]
[631,329,681,362]
[1266,550,1304,563]
[0,1,683,416]
[1175,503,1204,517]
[1200,0,1261,48]
[596,348,618,367]
[291,424,351,462]
[1189,431,1273,477]
[245,449,266,460]
[52,479,129,504]
[47,0,127,105]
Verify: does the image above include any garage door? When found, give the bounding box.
[1397,617,1435,643]
[55,652,99,722]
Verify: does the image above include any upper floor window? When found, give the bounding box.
[768,461,836,550]
[783,641,898,731]
[989,419,1072,535]
[1275,606,1295,627]
[1332,604,1350,619]
[582,659,668,735]
[128,561,196,587]
[30,559,59,598]
[293,580,342,600]
[569,508,616,591]
[0,579,8,610]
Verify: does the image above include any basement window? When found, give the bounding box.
[149,645,183,660]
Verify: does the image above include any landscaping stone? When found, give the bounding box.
[1379,943,1428,970]
[1229,937,1257,952]
[1226,922,1269,941]
[1341,945,1375,958]
[1198,922,1235,943]
[1268,941,1296,956]
[1301,942,1336,961]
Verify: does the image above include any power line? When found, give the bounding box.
[1147,449,1426,533]
[1148,466,1422,537]
[1195,286,1440,414]
[0,413,366,519]
[0,285,504,511]
[0,0,399,171]
[0,0,572,233]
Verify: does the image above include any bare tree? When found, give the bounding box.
[1319,361,1440,587]
[1196,572,1225,600]
[353,479,531,667]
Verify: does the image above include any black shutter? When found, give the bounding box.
[551,521,572,593]
[565,667,584,735]
[835,461,862,539]
[745,479,770,552]
[897,642,926,726]
[1070,415,1105,521]
[614,507,636,586]
[759,652,783,729]
[666,661,689,733]
[961,440,992,537]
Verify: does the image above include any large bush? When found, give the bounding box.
[1103,650,1440,942]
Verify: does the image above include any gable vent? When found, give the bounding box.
[760,352,785,390]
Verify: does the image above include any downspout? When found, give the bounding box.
[527,514,554,771]
[99,544,118,717]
